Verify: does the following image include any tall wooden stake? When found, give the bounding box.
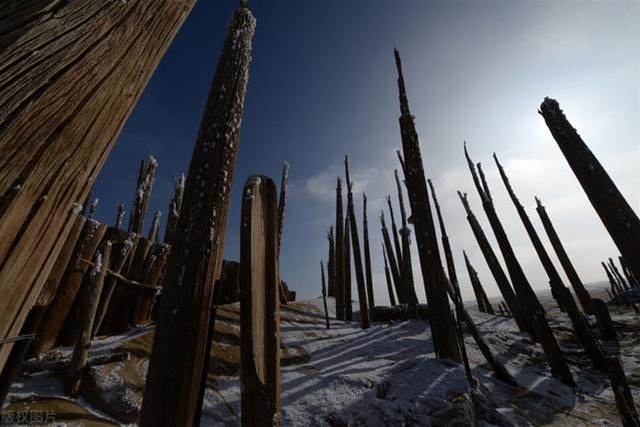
[335,178,346,321]
[277,162,290,306]
[321,261,330,329]
[464,251,494,314]
[344,203,353,321]
[383,247,397,306]
[164,174,185,246]
[535,197,595,314]
[362,194,375,309]
[148,211,161,243]
[239,176,280,427]
[539,98,640,284]
[140,4,255,425]
[386,195,405,292]
[381,212,405,303]
[115,204,126,230]
[128,156,158,235]
[394,50,460,362]
[327,227,336,298]
[395,168,418,304]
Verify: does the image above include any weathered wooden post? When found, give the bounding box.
[604,262,623,295]
[345,156,371,329]
[239,176,280,427]
[394,50,460,362]
[620,257,639,288]
[539,98,640,284]
[128,156,158,235]
[458,192,528,331]
[494,154,567,312]
[386,196,405,289]
[606,356,640,427]
[344,213,353,321]
[535,197,595,314]
[115,204,126,230]
[362,194,376,310]
[395,167,418,304]
[321,261,330,329]
[0,0,196,372]
[382,247,397,306]
[66,241,111,396]
[381,212,405,303]
[464,251,493,314]
[277,162,290,305]
[140,3,255,425]
[327,227,336,297]
[164,174,186,247]
[500,302,511,318]
[593,299,618,342]
[609,258,629,290]
[335,178,346,321]
[148,211,161,243]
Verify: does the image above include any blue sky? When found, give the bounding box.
[93,0,639,303]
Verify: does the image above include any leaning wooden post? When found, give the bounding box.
[593,299,618,342]
[239,176,280,427]
[382,247,397,306]
[164,174,185,247]
[277,162,290,305]
[115,204,126,230]
[464,251,489,313]
[362,194,376,309]
[606,356,640,427]
[394,50,460,362]
[0,0,196,372]
[148,211,161,243]
[335,178,346,321]
[620,257,639,288]
[458,191,527,331]
[321,261,330,329]
[539,98,640,284]
[535,197,595,314]
[140,3,255,425]
[604,262,623,295]
[381,212,405,303]
[386,195,405,291]
[66,241,111,396]
[494,154,566,312]
[344,212,353,321]
[395,167,418,304]
[128,156,158,235]
[609,258,629,290]
[344,156,371,329]
[327,227,336,297]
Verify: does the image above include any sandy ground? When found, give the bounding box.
[4,283,639,426]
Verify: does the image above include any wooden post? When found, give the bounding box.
[31,219,107,355]
[140,3,255,425]
[88,198,99,219]
[609,258,629,290]
[535,197,595,314]
[539,98,640,284]
[239,176,280,427]
[66,241,111,396]
[362,194,375,309]
[0,0,196,373]
[327,227,336,298]
[345,156,371,329]
[494,155,567,312]
[277,162,289,306]
[321,261,330,329]
[620,257,639,288]
[128,156,158,235]
[164,174,185,246]
[386,195,406,293]
[115,203,125,230]
[500,302,511,318]
[606,356,640,427]
[394,50,460,362]
[344,205,353,321]
[395,168,418,304]
[458,192,528,331]
[604,262,623,295]
[593,299,618,342]
[464,251,491,314]
[335,178,346,321]
[383,246,397,306]
[381,212,405,304]
[148,211,161,243]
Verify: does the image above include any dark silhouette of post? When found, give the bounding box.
[335,178,346,320]
[140,3,255,425]
[327,227,336,297]
[115,204,126,230]
[164,174,185,247]
[539,97,640,285]
[386,195,405,292]
[535,197,595,314]
[395,168,418,304]
[394,49,460,362]
[382,247,397,306]
[344,213,353,321]
[362,194,375,309]
[464,251,494,314]
[128,156,158,235]
[321,261,330,329]
[381,212,404,303]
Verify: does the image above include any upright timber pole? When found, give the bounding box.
[535,197,595,314]
[335,178,346,320]
[362,194,376,309]
[345,156,370,329]
[395,167,418,304]
[140,3,255,425]
[386,195,405,291]
[381,212,405,303]
[394,50,460,362]
[276,161,290,305]
[0,0,196,372]
[494,155,566,312]
[539,98,640,283]
[239,176,280,427]
[129,156,158,235]
[344,207,353,321]
[164,174,185,247]
[383,247,397,306]
[464,251,494,315]
[327,227,336,298]
[321,261,330,329]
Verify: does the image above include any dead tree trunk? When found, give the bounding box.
[140,4,255,425]
[395,168,418,304]
[383,247,397,306]
[362,194,375,310]
[381,212,405,304]
[345,157,370,329]
[65,242,111,396]
[327,227,336,298]
[394,50,460,362]
[164,174,185,247]
[335,178,346,321]
[494,155,567,312]
[239,176,280,427]
[321,261,330,329]
[344,207,353,321]
[535,197,595,314]
[0,0,195,372]
[128,156,158,235]
[464,251,493,314]
[606,356,640,427]
[458,192,527,331]
[539,98,640,284]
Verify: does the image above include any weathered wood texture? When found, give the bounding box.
[362,194,375,310]
[539,98,640,284]
[66,242,111,396]
[0,0,196,372]
[382,247,397,306]
[345,157,370,329]
[535,197,595,314]
[164,174,185,246]
[140,4,255,425]
[394,50,460,362]
[334,178,346,320]
[128,156,157,235]
[239,176,280,427]
[394,168,418,304]
[321,261,330,329]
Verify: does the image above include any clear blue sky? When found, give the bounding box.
[93,0,639,303]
